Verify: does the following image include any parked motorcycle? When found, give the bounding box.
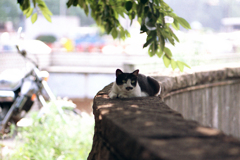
[0,46,55,134]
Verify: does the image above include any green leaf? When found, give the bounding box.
[23,8,30,15]
[160,0,170,7]
[73,0,78,6]
[140,24,148,33]
[157,29,165,51]
[176,61,184,72]
[125,1,133,11]
[163,54,171,67]
[31,13,38,23]
[182,62,191,69]
[160,39,165,52]
[111,28,118,39]
[33,0,36,7]
[172,19,180,30]
[156,48,163,58]
[125,30,131,37]
[166,27,180,43]
[171,31,179,43]
[143,36,155,48]
[164,47,172,58]
[113,10,119,19]
[78,0,84,8]
[137,3,143,16]
[120,28,126,40]
[148,30,157,39]
[119,12,125,18]
[176,61,190,71]
[39,7,53,16]
[66,0,73,8]
[144,6,149,16]
[42,12,52,22]
[148,43,156,57]
[159,29,174,45]
[26,8,34,18]
[168,12,177,18]
[22,0,30,10]
[37,0,46,8]
[171,59,177,70]
[18,0,24,5]
[84,5,89,15]
[176,17,191,29]
[141,0,148,4]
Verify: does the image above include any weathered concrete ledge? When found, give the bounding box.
[157,64,240,98]
[88,78,240,160]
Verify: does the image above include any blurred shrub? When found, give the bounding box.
[36,35,57,44]
[9,101,94,160]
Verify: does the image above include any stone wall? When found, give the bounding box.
[87,65,240,160]
[157,65,240,138]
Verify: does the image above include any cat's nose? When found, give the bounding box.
[126,87,133,91]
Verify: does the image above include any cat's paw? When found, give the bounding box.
[118,94,128,98]
[108,92,118,99]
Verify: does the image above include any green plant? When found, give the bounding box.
[9,101,94,160]
[36,35,57,43]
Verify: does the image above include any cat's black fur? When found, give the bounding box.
[137,74,160,96]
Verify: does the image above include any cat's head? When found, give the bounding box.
[115,69,139,91]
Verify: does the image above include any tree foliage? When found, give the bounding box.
[17,0,191,71]
[17,0,52,23]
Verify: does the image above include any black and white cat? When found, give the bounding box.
[109,69,161,98]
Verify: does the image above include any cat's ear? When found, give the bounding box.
[132,69,139,76]
[116,69,123,77]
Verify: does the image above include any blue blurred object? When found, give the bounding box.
[75,34,106,52]
[0,43,17,53]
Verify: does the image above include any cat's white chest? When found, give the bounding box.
[109,81,145,99]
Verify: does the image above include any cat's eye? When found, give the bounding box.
[122,80,126,83]
[131,80,135,83]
